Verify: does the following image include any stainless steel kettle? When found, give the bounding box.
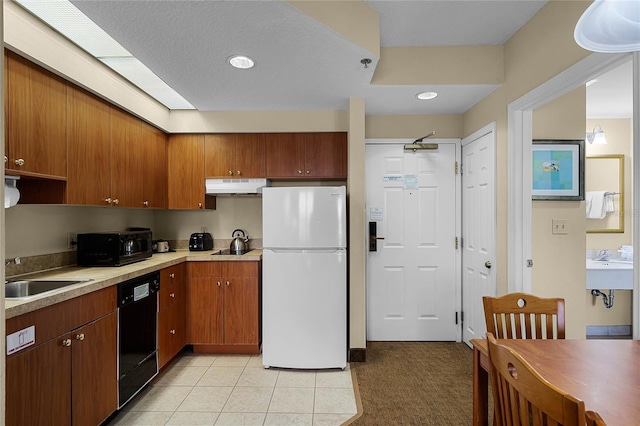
[230,229,249,254]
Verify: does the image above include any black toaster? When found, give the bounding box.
[189,232,213,251]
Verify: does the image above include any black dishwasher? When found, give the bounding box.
[117,271,160,408]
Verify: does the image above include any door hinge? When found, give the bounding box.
[455,312,459,325]
[461,311,464,322]
[455,236,459,249]
[455,161,459,175]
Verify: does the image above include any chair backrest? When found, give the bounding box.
[487,333,585,426]
[585,411,607,426]
[483,292,565,339]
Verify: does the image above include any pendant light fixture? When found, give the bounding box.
[574,0,640,53]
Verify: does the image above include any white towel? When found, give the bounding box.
[604,193,615,214]
[586,191,607,219]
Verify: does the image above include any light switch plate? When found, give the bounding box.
[552,219,568,235]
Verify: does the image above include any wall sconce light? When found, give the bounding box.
[587,125,608,145]
[574,0,640,53]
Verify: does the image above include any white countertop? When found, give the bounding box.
[5,249,262,319]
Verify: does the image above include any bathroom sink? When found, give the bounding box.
[586,260,632,290]
[5,279,93,299]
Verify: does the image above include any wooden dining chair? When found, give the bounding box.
[483,292,565,339]
[585,411,607,426]
[487,333,586,426]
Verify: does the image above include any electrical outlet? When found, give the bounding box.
[67,233,77,250]
[552,219,568,235]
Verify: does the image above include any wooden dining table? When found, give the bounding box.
[471,338,640,425]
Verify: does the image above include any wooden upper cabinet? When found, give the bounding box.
[266,132,347,179]
[110,108,144,208]
[168,134,214,210]
[205,134,266,178]
[6,51,67,178]
[67,86,112,206]
[265,133,305,178]
[304,132,347,178]
[141,122,167,209]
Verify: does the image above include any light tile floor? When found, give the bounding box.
[109,352,358,426]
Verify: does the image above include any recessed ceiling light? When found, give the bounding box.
[416,91,438,100]
[229,55,255,69]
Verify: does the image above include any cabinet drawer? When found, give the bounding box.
[160,264,186,310]
[188,261,259,278]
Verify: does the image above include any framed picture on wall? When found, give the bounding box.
[531,139,585,201]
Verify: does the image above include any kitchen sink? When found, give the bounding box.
[5,279,93,299]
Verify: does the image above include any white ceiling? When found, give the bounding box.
[63,0,630,117]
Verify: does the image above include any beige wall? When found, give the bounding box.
[531,88,587,339]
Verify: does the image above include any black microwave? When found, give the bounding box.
[77,230,152,267]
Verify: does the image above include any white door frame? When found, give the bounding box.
[507,52,639,336]
[365,138,463,341]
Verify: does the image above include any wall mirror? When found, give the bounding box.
[586,154,624,233]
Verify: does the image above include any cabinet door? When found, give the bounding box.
[224,277,259,345]
[67,86,112,206]
[188,278,224,345]
[159,299,187,368]
[236,134,266,177]
[6,335,73,426]
[205,134,236,177]
[142,122,167,208]
[111,108,144,207]
[168,134,206,209]
[7,52,67,178]
[304,132,348,178]
[265,133,305,178]
[71,312,118,426]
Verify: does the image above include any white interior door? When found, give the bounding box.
[366,141,460,341]
[461,124,496,346]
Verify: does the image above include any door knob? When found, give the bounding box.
[485,261,492,269]
[14,158,25,166]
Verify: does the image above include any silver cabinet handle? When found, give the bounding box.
[3,156,7,164]
[170,292,175,298]
[198,202,203,209]
[298,170,303,174]
[228,170,233,175]
[170,273,175,279]
[236,170,241,175]
[217,281,221,287]
[306,170,310,174]
[62,339,72,347]
[226,281,230,286]
[113,198,119,205]
[143,200,149,207]
[105,197,112,204]
[76,333,85,341]
[14,158,25,166]
[485,261,492,269]
[170,329,176,335]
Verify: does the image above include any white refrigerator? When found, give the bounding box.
[262,186,347,369]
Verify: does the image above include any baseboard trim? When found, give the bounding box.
[350,347,367,362]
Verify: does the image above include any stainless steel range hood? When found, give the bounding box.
[205,178,270,195]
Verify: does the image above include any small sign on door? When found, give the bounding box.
[370,207,384,221]
[7,325,35,355]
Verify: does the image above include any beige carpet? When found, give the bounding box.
[349,341,491,425]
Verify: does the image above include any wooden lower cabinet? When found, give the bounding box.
[188,261,261,353]
[5,288,118,426]
[158,264,187,368]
